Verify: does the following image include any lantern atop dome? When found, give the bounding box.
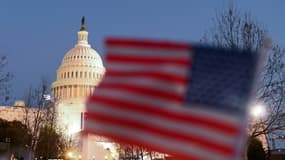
[80,16,86,31]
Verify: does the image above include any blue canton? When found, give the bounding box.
[184,46,258,114]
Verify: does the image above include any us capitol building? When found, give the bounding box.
[53,17,117,160]
[52,17,105,136]
[0,18,118,160]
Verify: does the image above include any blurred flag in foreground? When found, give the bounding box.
[84,38,261,160]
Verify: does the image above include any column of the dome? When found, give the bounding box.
[78,85,80,97]
[54,88,57,100]
[78,86,82,97]
[87,85,89,96]
[77,85,79,97]
[84,85,87,97]
[65,86,67,99]
[88,85,90,96]
[90,86,93,95]
[88,85,91,96]
[68,85,72,98]
[81,85,83,97]
[80,85,83,97]
[66,86,68,98]
[63,86,66,99]
[87,86,90,96]
[57,87,59,99]
[67,85,69,98]
[83,85,85,97]
[74,85,76,98]
[82,85,85,97]
[57,87,60,99]
[62,86,65,99]
[52,88,54,98]
[87,86,89,96]
[55,87,58,100]
[62,86,64,99]
[58,86,61,99]
[73,85,77,98]
[54,87,57,100]
[76,85,79,98]
[57,86,60,99]
[61,86,63,99]
[80,86,82,97]
[73,85,75,98]
[91,86,95,94]
[67,86,69,98]
[70,85,73,98]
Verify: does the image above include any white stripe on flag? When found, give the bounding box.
[106,46,190,58]
[101,77,186,96]
[106,62,189,78]
[85,120,231,160]
[93,87,241,125]
[87,102,237,145]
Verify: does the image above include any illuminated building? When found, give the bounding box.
[52,17,117,160]
[52,16,105,135]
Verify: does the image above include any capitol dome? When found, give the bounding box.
[52,17,105,102]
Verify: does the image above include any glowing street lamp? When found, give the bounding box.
[66,150,75,160]
[250,103,266,118]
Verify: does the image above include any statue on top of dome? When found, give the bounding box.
[80,16,86,31]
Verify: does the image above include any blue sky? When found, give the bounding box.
[0,0,284,99]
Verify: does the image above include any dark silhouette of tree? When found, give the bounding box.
[0,119,31,150]
[35,125,66,159]
[118,143,164,160]
[202,7,266,51]
[247,137,266,160]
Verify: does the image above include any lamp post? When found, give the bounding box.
[249,103,270,156]
[249,103,266,119]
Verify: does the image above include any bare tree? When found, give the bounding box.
[22,79,56,159]
[250,45,285,138]
[203,6,285,152]
[0,55,13,105]
[118,144,165,160]
[202,7,266,51]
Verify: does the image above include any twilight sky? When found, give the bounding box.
[0,0,284,100]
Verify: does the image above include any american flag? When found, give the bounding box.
[84,38,260,160]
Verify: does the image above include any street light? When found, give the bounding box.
[250,103,266,118]
[66,150,75,160]
[249,103,271,153]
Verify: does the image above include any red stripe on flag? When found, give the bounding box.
[87,96,240,136]
[106,54,191,67]
[97,83,184,103]
[84,129,203,160]
[105,70,188,85]
[86,112,235,156]
[106,38,190,50]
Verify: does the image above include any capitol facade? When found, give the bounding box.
[52,17,105,136]
[52,18,118,160]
